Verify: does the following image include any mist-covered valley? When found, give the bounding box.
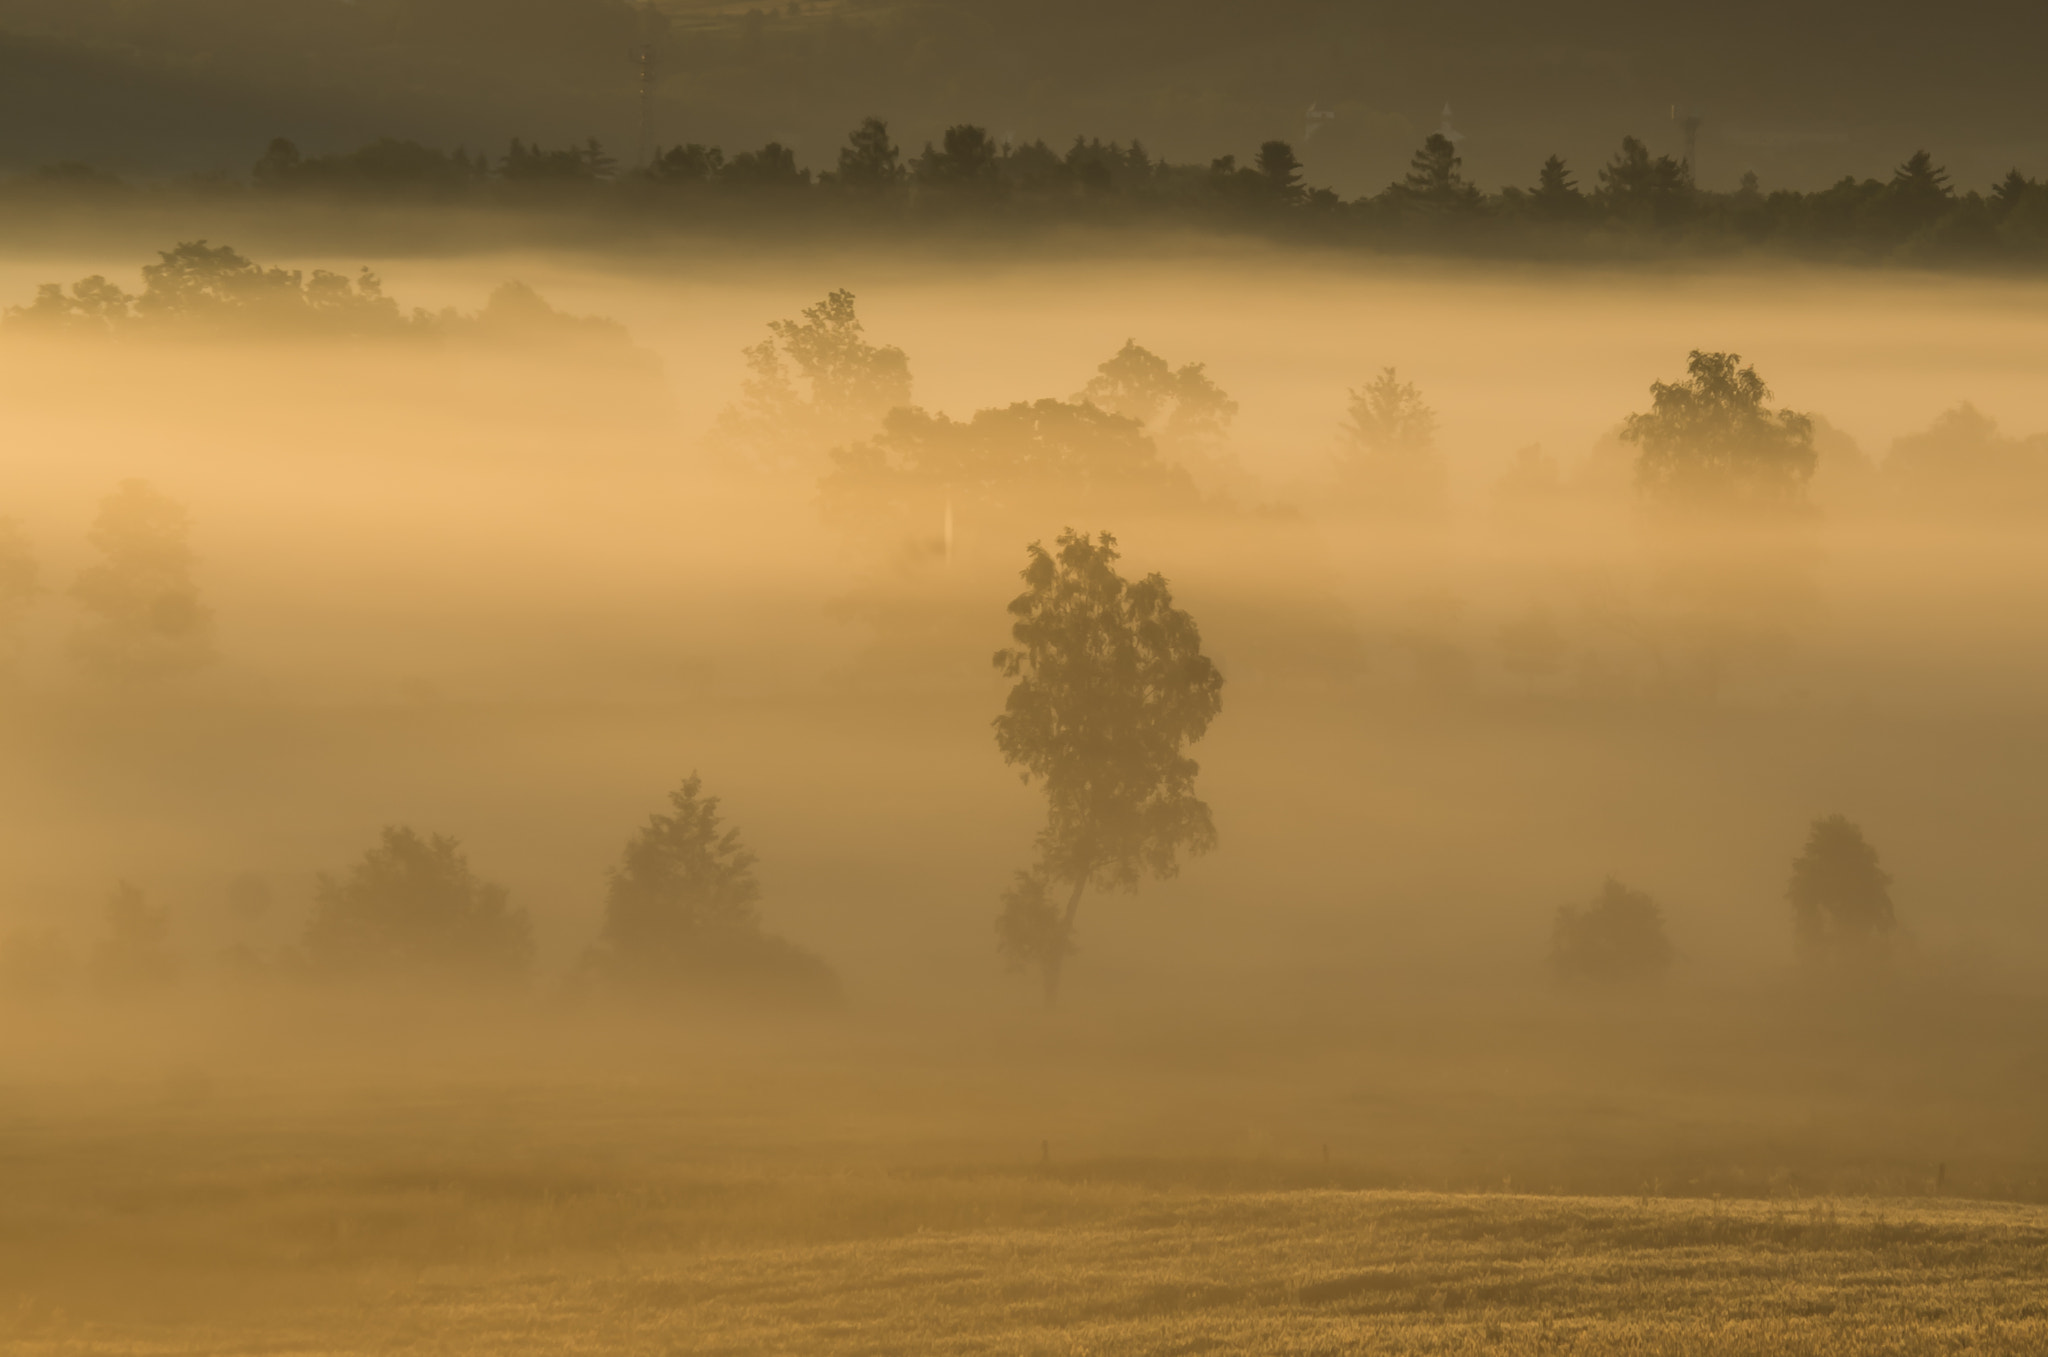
[6,234,2048,1351]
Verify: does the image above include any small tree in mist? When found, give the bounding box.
[1551,878,1673,987]
[1338,367,1445,515]
[721,289,912,470]
[1622,351,1816,510]
[91,882,179,996]
[1788,814,1897,970]
[993,530,1224,999]
[585,775,837,1005]
[303,828,532,987]
[1080,340,1237,447]
[70,480,213,682]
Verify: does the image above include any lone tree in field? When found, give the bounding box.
[585,775,837,1005]
[1551,878,1673,987]
[1787,814,1897,969]
[992,530,1224,998]
[302,827,532,986]
[1621,351,1816,509]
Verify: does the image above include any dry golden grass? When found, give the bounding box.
[3,1075,2046,1355]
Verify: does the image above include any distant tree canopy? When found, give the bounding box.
[1884,403,2048,515]
[3,242,632,346]
[1622,351,1817,510]
[302,827,533,987]
[585,775,837,1005]
[1788,815,1897,970]
[1551,878,1674,988]
[70,479,213,683]
[992,530,1223,998]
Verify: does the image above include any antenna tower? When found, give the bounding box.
[632,41,658,167]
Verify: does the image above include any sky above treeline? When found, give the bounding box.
[0,0,2043,195]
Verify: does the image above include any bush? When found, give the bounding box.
[1551,878,1673,987]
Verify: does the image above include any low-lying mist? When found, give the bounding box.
[5,237,2048,1209]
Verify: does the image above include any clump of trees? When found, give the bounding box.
[302,828,534,988]
[3,242,632,346]
[583,775,838,1006]
[1788,814,1898,971]
[992,530,1224,998]
[1622,351,1817,511]
[1551,878,1674,988]
[17,123,2048,268]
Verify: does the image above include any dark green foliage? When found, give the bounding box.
[303,828,533,987]
[1551,879,1673,988]
[1788,815,1896,969]
[1622,352,1816,510]
[836,117,902,193]
[587,776,838,1005]
[69,480,212,682]
[19,119,2048,267]
[1399,134,1480,209]
[992,530,1223,997]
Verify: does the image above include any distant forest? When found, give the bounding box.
[11,124,2048,267]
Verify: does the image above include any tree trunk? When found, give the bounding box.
[1042,871,1088,1004]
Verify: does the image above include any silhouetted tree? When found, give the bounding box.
[1079,340,1238,445]
[722,289,911,470]
[915,125,1000,192]
[1598,136,1689,221]
[723,142,809,188]
[585,775,837,1004]
[1788,815,1896,970]
[836,116,902,192]
[1399,134,1480,208]
[1256,140,1305,203]
[648,142,726,183]
[70,480,213,682]
[992,530,1224,998]
[1531,155,1583,216]
[1621,351,1816,509]
[91,882,179,996]
[1551,878,1673,987]
[302,827,532,986]
[1338,367,1444,515]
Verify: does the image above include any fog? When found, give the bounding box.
[6,236,2048,1341]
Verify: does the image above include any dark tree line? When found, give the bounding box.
[13,124,2048,267]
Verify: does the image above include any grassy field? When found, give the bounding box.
[4,1062,2047,1356]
